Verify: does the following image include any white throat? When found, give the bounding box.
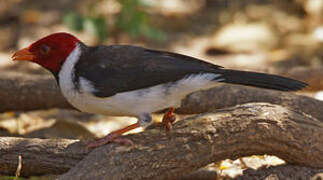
[58,44,81,97]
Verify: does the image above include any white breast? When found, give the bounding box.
[59,45,224,117]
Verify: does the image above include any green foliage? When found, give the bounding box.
[139,24,167,42]
[62,0,166,43]
[63,12,108,43]
[62,12,83,31]
[83,16,108,42]
[116,0,147,37]
[116,0,166,41]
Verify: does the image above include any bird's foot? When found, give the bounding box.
[156,107,176,131]
[85,133,134,149]
[84,122,139,149]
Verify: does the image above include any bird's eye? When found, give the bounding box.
[40,45,51,55]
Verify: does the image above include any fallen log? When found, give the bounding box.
[0,103,322,179]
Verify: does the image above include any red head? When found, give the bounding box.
[12,32,80,73]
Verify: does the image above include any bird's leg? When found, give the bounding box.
[85,122,140,149]
[157,107,176,131]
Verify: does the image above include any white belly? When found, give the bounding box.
[60,84,181,116]
[60,73,221,117]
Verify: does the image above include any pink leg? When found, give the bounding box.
[85,122,140,149]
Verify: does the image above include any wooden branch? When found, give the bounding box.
[0,138,86,176]
[1,71,323,122]
[0,103,322,179]
[0,72,73,112]
[178,84,323,121]
[59,103,323,180]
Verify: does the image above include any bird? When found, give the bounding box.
[12,32,307,148]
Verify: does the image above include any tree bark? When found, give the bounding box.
[178,84,323,122]
[59,103,323,180]
[0,103,322,179]
[0,138,86,176]
[1,71,323,122]
[0,72,72,112]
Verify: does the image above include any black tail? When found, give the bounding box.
[217,69,307,91]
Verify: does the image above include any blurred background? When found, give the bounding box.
[1,0,323,74]
[0,0,322,179]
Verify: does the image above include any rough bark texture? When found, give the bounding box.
[1,71,323,121]
[1,103,322,179]
[59,103,323,180]
[0,138,86,176]
[0,72,72,112]
[178,84,323,121]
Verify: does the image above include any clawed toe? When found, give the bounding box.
[157,107,176,131]
[84,122,140,150]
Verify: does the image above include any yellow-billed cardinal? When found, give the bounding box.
[12,32,307,148]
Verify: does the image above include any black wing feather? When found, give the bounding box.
[74,44,307,98]
[216,69,307,91]
[74,45,220,97]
